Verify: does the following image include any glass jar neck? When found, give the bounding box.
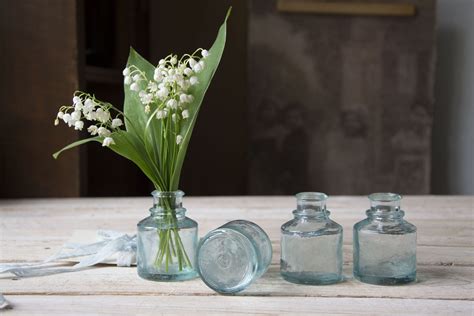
[367,192,404,220]
[150,190,186,218]
[294,192,329,219]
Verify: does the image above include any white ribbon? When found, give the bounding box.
[0,294,11,310]
[0,230,136,278]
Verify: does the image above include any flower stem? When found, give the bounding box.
[153,195,192,272]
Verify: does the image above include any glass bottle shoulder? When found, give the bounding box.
[137,215,197,230]
[353,217,416,235]
[281,216,342,236]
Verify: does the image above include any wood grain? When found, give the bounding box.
[0,196,472,314]
[6,296,473,315]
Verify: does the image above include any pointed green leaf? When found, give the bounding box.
[124,48,164,175]
[170,8,230,189]
[53,137,101,159]
[107,130,164,189]
[124,48,156,135]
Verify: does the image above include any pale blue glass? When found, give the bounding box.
[353,193,417,285]
[137,191,198,281]
[281,192,343,285]
[197,220,272,294]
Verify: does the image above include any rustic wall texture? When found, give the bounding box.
[248,0,436,195]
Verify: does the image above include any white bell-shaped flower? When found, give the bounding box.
[183,68,193,76]
[71,111,81,121]
[176,135,183,145]
[132,74,141,81]
[190,76,199,85]
[111,118,123,128]
[62,113,71,124]
[166,99,178,109]
[73,96,81,104]
[130,83,139,91]
[188,58,197,67]
[182,109,189,119]
[87,125,98,135]
[102,137,115,147]
[97,127,111,137]
[74,120,84,131]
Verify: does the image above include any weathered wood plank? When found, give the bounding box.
[3,295,473,315]
[0,197,472,265]
[1,265,472,300]
[0,196,472,309]
[1,240,472,267]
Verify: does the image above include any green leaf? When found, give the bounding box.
[53,137,101,159]
[108,130,164,189]
[124,48,164,178]
[170,8,231,189]
[123,48,156,136]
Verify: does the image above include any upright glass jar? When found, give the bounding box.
[197,220,272,294]
[137,190,198,281]
[280,192,343,285]
[353,193,417,285]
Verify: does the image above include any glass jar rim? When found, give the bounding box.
[296,192,328,201]
[368,192,402,202]
[151,190,185,198]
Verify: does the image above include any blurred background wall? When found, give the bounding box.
[432,0,474,195]
[0,0,472,197]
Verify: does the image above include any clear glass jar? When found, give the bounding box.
[196,220,272,294]
[353,193,417,285]
[137,190,198,281]
[280,192,343,285]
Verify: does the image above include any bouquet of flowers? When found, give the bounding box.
[53,9,230,273]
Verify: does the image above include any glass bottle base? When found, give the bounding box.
[354,272,416,285]
[197,229,259,294]
[138,269,199,282]
[281,271,342,285]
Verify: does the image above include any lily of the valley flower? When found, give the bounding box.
[56,47,210,161]
[122,48,208,127]
[54,93,125,150]
[182,110,189,119]
[111,118,123,128]
[74,121,84,131]
[102,137,115,147]
[87,125,98,135]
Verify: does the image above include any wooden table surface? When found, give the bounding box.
[0,196,473,315]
